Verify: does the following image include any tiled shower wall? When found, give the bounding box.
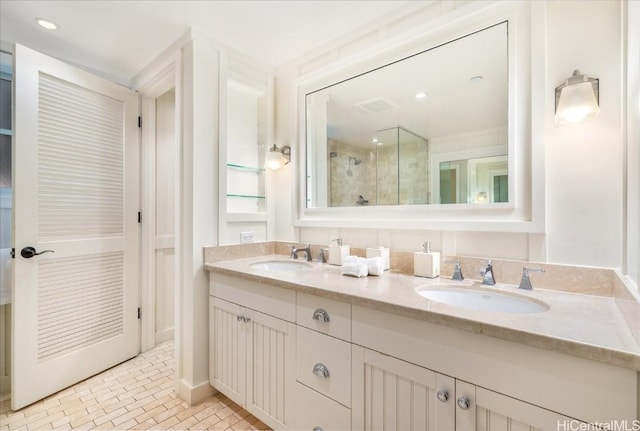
[328,139,376,207]
[329,136,429,206]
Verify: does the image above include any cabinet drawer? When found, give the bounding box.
[296,326,351,407]
[210,273,295,322]
[297,293,351,341]
[295,383,351,431]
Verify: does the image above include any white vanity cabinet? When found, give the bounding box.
[350,346,578,431]
[208,272,637,430]
[351,305,637,425]
[352,346,455,431]
[209,274,296,430]
[454,380,576,431]
[294,293,352,431]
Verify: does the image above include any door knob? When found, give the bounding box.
[20,247,55,259]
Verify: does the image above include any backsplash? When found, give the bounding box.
[204,241,638,301]
[204,240,640,350]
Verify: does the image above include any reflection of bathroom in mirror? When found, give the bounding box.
[306,21,508,208]
[328,127,429,206]
[438,154,508,204]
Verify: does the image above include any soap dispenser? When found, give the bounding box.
[328,238,350,266]
[414,241,440,278]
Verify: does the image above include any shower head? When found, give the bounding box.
[349,156,362,166]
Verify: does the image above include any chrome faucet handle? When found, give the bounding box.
[286,244,297,259]
[318,248,328,263]
[445,259,464,281]
[331,238,343,246]
[519,267,545,290]
[480,260,496,285]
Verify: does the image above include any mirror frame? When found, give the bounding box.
[295,1,546,233]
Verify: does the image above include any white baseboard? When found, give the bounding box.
[155,328,174,345]
[176,378,215,406]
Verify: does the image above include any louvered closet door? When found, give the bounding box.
[12,44,139,410]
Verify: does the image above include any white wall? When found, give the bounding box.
[625,0,639,290]
[545,0,623,268]
[274,1,634,285]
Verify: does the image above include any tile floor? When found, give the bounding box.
[0,341,270,430]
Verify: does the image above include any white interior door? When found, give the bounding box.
[11,44,140,410]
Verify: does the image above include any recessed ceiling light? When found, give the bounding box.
[36,18,58,30]
[371,138,378,143]
[415,92,427,99]
[377,142,383,146]
[470,76,484,83]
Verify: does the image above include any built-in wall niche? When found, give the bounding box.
[226,79,267,214]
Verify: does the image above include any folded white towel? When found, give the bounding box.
[366,256,385,276]
[343,255,384,276]
[341,263,368,278]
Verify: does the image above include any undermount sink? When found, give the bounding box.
[249,260,313,272]
[417,286,549,314]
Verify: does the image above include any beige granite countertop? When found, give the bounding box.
[206,254,640,371]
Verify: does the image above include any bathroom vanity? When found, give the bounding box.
[207,255,639,430]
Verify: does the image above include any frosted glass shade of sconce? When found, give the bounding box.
[266,144,291,170]
[555,77,600,125]
[266,151,284,170]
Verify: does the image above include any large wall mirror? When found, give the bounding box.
[305,22,508,208]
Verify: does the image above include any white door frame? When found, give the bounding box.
[135,53,182,354]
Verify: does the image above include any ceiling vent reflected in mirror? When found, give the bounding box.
[354,97,398,113]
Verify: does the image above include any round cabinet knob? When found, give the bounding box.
[457,396,471,410]
[313,427,324,431]
[312,308,330,323]
[312,363,330,378]
[436,389,449,402]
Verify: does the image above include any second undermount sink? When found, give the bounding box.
[249,260,313,272]
[417,286,549,314]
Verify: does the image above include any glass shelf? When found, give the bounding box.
[227,163,265,173]
[226,193,266,199]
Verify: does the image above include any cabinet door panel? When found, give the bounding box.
[246,309,295,430]
[210,297,245,407]
[456,380,579,431]
[352,346,454,431]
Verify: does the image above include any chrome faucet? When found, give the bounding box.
[519,267,545,290]
[480,260,496,285]
[445,259,464,281]
[317,248,328,263]
[290,244,312,261]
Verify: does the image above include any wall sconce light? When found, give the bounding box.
[266,144,291,170]
[555,69,599,125]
